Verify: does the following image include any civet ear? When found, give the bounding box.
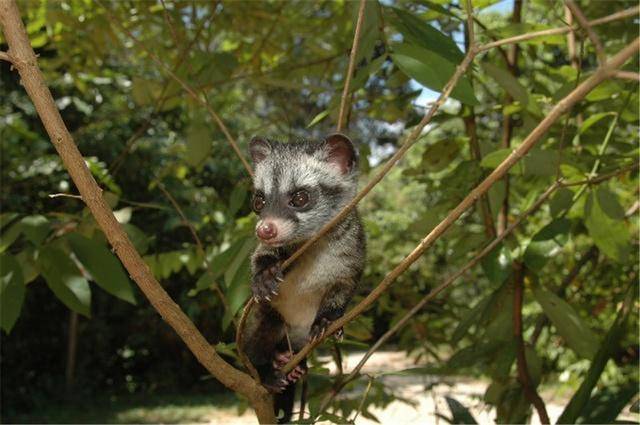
[323,133,357,174]
[249,137,272,164]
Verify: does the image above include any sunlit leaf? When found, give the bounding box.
[37,245,91,317]
[391,43,478,106]
[532,285,598,359]
[584,190,630,262]
[67,233,136,304]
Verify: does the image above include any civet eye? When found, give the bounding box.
[290,190,310,208]
[252,194,266,212]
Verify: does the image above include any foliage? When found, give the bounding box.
[1,0,638,423]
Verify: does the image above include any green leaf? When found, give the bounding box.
[0,222,23,253]
[122,224,149,255]
[354,0,382,64]
[416,1,462,20]
[391,43,478,106]
[480,149,518,172]
[386,7,464,63]
[595,186,625,220]
[444,396,478,424]
[532,285,598,359]
[579,112,616,135]
[524,346,543,386]
[480,243,512,285]
[558,286,635,424]
[222,256,251,330]
[550,188,574,217]
[452,293,492,343]
[67,233,136,304]
[584,191,630,262]
[0,213,18,229]
[20,215,50,245]
[307,110,330,128]
[37,245,91,317]
[523,219,570,270]
[0,254,25,333]
[523,149,559,176]
[223,237,255,288]
[228,181,248,217]
[185,120,212,167]
[577,383,639,424]
[422,140,461,171]
[482,63,527,108]
[15,248,39,284]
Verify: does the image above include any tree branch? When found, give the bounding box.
[0,50,12,62]
[513,262,550,424]
[282,41,480,271]
[282,37,640,374]
[565,0,606,65]
[0,1,273,422]
[479,6,638,51]
[613,70,640,82]
[316,180,561,415]
[336,0,367,132]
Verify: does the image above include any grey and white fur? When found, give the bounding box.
[241,134,365,423]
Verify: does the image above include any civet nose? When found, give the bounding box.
[257,221,277,241]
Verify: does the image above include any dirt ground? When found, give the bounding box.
[204,350,634,424]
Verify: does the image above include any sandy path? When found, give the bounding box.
[205,350,630,424]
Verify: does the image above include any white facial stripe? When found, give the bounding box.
[254,163,273,194]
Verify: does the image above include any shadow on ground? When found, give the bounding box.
[3,392,245,424]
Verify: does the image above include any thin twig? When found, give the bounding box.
[157,183,232,318]
[561,162,639,187]
[565,0,606,64]
[479,6,638,51]
[282,38,640,375]
[513,262,550,424]
[235,298,261,382]
[48,193,83,199]
[351,375,374,422]
[613,70,640,82]
[336,0,367,132]
[97,0,254,177]
[0,50,12,63]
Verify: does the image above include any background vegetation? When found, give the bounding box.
[1,0,638,423]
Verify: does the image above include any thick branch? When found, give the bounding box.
[282,38,640,374]
[336,0,366,132]
[0,1,273,422]
[513,263,550,424]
